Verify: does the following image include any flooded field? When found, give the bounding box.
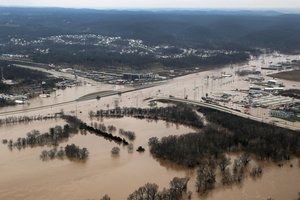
[0,117,195,200]
[0,117,299,200]
[198,158,300,200]
[0,53,300,199]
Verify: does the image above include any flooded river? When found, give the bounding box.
[0,53,300,199]
[0,117,299,200]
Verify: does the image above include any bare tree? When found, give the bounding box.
[196,164,216,194]
[219,156,231,172]
[127,183,158,200]
[100,194,111,200]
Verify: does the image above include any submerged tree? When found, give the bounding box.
[196,163,216,194]
[250,166,263,178]
[136,146,145,152]
[127,183,158,200]
[127,177,190,200]
[219,155,231,172]
[65,144,89,160]
[169,177,190,199]
[40,145,88,161]
[111,147,120,156]
[100,194,111,200]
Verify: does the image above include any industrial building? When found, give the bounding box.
[270,110,292,119]
[252,95,299,108]
[122,73,157,81]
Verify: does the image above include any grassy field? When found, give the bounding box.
[271,69,300,82]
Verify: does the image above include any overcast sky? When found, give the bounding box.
[0,0,299,9]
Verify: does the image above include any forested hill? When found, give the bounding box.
[1,8,300,52]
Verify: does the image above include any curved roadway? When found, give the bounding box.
[152,96,300,131]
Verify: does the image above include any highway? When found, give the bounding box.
[0,83,162,117]
[151,96,300,131]
[2,59,299,131]
[0,60,165,116]
[12,64,99,85]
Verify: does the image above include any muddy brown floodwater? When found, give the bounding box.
[0,117,195,200]
[0,53,300,199]
[0,117,299,200]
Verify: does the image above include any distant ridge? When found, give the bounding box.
[0,6,300,15]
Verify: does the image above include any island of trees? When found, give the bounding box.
[5,124,77,150]
[40,144,89,161]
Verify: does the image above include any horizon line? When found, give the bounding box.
[1,6,300,11]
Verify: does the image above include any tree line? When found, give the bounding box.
[90,122,135,141]
[148,105,300,168]
[79,123,129,145]
[89,104,204,128]
[62,115,129,145]
[198,107,300,161]
[0,114,62,126]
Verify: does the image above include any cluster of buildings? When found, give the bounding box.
[47,34,122,47]
[248,79,285,95]
[6,34,243,61]
[122,73,165,81]
[270,104,300,121]
[55,79,82,89]
[250,95,298,108]
[156,48,239,59]
[1,54,29,59]
[229,61,300,121]
[0,94,28,104]
[56,66,166,85]
[246,68,300,121]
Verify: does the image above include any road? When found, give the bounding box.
[0,83,162,117]
[3,58,299,131]
[12,64,99,85]
[76,82,162,102]
[1,56,99,85]
[151,96,300,131]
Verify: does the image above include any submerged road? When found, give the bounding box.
[0,83,162,117]
[152,96,300,131]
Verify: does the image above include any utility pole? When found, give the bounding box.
[194,86,199,101]
[194,81,196,101]
[76,103,78,117]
